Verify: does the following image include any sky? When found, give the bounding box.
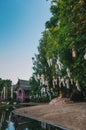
[0,0,51,84]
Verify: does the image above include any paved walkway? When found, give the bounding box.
[14,102,86,130]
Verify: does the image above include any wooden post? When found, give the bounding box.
[11,87,13,99]
[3,87,6,100]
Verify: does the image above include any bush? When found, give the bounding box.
[70,91,84,102]
[31,96,50,103]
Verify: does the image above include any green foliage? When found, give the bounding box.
[45,4,59,28]
[31,96,50,103]
[57,0,86,87]
[30,0,86,100]
[0,78,12,102]
[0,79,12,95]
[0,79,12,89]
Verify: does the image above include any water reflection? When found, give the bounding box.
[0,110,65,130]
[6,121,29,130]
[0,111,8,130]
[5,121,15,130]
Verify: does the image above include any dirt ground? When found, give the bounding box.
[15,100,86,130]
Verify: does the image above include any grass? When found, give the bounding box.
[0,103,20,110]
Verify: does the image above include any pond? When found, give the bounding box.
[0,109,68,130]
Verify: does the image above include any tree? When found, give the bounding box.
[56,0,86,95]
[30,0,86,101]
[0,78,12,100]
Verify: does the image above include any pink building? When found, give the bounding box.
[16,79,30,103]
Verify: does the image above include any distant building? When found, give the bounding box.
[15,79,30,103]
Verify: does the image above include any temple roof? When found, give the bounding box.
[17,79,30,90]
